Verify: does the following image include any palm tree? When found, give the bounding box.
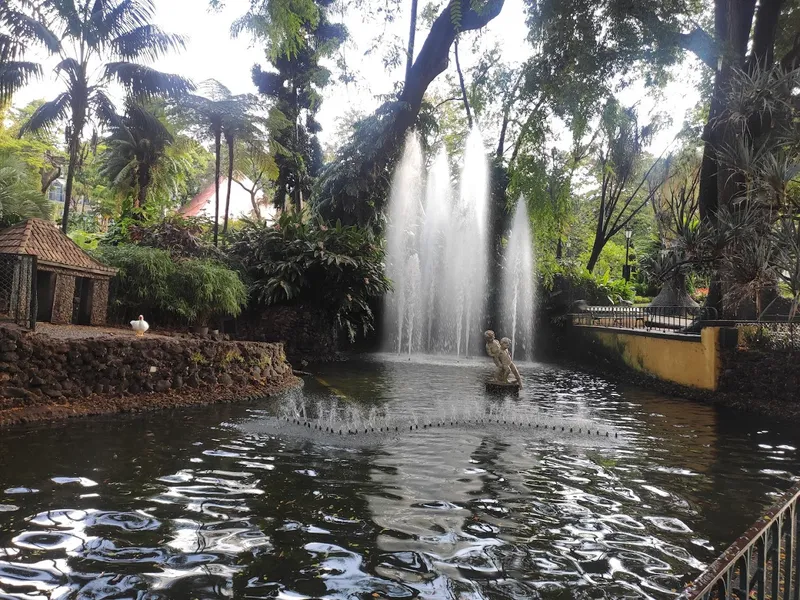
[17,0,193,233]
[182,80,253,244]
[99,101,174,210]
[0,2,59,104]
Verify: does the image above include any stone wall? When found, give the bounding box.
[716,347,800,418]
[91,278,110,325]
[0,325,297,413]
[51,273,75,325]
[236,305,339,363]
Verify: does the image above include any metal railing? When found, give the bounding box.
[570,305,717,334]
[680,480,800,600]
[0,253,37,330]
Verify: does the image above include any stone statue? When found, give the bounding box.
[499,337,523,388]
[484,330,522,388]
[484,330,503,380]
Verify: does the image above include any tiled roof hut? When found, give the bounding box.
[0,219,117,325]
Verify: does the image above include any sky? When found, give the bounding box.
[13,0,701,156]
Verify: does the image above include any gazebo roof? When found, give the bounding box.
[0,218,116,277]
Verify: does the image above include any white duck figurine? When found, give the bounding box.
[131,315,149,337]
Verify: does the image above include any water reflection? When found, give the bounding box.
[0,356,797,599]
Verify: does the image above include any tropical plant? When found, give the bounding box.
[170,259,248,326]
[181,80,254,245]
[17,0,193,233]
[99,101,174,209]
[0,155,52,221]
[96,243,247,326]
[0,2,59,103]
[125,215,220,259]
[232,137,278,220]
[94,244,177,318]
[773,218,800,320]
[228,210,391,341]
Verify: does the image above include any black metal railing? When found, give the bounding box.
[570,305,717,334]
[680,480,800,600]
[735,321,800,352]
[0,253,37,330]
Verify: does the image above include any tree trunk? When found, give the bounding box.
[454,38,473,127]
[135,164,149,209]
[213,128,221,246]
[317,0,504,226]
[585,238,603,274]
[405,0,418,83]
[40,166,60,194]
[250,190,262,220]
[61,133,80,234]
[223,132,234,234]
[649,275,698,310]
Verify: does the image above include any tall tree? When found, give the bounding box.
[316,0,504,226]
[17,0,192,233]
[99,101,174,210]
[585,102,667,273]
[235,0,346,213]
[232,137,278,220]
[182,80,251,244]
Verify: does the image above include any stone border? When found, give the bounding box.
[0,377,302,428]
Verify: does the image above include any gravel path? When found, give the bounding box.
[35,323,173,341]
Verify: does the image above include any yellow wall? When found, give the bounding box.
[584,326,722,390]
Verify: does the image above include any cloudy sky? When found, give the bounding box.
[14,0,701,155]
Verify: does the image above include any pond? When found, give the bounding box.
[0,355,798,599]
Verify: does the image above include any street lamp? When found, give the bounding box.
[623,228,633,281]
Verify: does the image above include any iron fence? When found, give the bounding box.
[0,253,37,330]
[680,480,800,600]
[735,321,800,352]
[570,305,717,334]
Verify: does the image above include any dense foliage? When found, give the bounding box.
[95,244,247,326]
[229,211,390,340]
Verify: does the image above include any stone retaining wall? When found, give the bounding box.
[0,325,298,418]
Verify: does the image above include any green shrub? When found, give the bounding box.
[229,211,390,341]
[170,258,248,325]
[95,244,247,326]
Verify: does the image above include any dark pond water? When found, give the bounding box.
[1,355,799,599]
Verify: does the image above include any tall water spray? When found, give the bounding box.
[500,199,536,360]
[384,129,490,355]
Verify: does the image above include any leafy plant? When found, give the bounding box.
[229,210,390,341]
[16,0,193,233]
[125,215,221,259]
[95,244,247,326]
[0,154,52,221]
[169,259,248,326]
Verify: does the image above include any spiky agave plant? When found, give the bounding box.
[16,0,194,233]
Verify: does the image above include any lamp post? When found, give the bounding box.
[623,228,633,282]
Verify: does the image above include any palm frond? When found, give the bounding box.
[98,0,154,40]
[90,87,122,128]
[0,60,42,103]
[18,92,72,135]
[104,61,195,99]
[111,25,187,61]
[54,57,81,81]
[0,6,61,54]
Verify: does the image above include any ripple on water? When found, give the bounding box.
[0,358,798,599]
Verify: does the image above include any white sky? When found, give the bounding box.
[13,0,701,156]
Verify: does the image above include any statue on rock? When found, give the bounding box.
[499,337,523,388]
[484,330,522,390]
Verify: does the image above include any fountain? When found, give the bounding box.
[499,198,536,360]
[384,129,491,356]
